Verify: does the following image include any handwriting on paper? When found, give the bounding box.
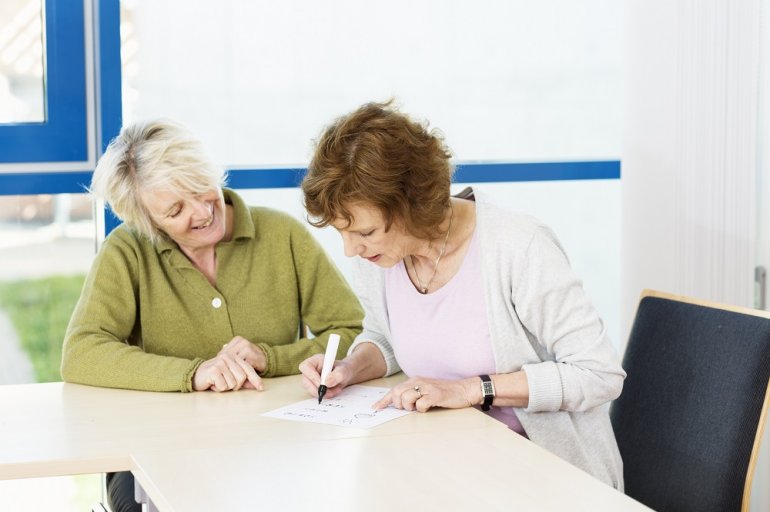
[262,385,412,428]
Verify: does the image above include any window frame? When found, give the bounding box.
[0,0,89,163]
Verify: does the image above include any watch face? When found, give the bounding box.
[482,381,495,396]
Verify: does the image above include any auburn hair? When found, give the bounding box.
[302,100,453,240]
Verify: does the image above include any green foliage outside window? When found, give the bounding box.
[0,275,85,383]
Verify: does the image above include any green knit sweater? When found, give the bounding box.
[61,189,363,392]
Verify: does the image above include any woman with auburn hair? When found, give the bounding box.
[62,119,363,512]
[299,101,626,489]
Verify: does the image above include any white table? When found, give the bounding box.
[0,375,650,511]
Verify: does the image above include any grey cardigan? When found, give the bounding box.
[348,189,626,490]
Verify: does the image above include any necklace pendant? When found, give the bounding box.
[409,202,453,297]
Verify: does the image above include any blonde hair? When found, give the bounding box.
[302,100,453,240]
[90,119,226,244]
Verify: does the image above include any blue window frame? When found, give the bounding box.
[0,0,88,163]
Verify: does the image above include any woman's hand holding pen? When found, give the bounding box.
[374,377,478,413]
[192,351,263,392]
[299,342,388,398]
[298,354,352,400]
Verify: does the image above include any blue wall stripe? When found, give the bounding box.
[453,160,620,182]
[226,168,308,189]
[224,160,620,189]
[0,160,620,196]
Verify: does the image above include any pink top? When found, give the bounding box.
[384,231,526,436]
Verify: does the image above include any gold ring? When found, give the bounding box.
[222,344,228,349]
[414,385,422,397]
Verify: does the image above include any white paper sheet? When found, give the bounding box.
[262,385,412,428]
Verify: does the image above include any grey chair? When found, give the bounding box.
[611,290,770,512]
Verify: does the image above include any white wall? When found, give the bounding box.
[121,0,622,165]
[623,1,766,509]
[622,0,759,332]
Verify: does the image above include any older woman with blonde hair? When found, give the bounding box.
[298,101,626,490]
[62,119,363,512]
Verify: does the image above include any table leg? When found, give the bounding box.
[134,479,159,512]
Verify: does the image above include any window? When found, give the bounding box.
[0,0,45,123]
[0,0,88,163]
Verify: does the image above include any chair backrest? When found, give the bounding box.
[611,290,770,512]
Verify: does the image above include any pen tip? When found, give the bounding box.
[318,384,327,405]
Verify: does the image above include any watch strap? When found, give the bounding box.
[479,374,495,411]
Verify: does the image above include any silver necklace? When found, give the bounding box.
[409,204,454,294]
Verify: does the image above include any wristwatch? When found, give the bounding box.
[479,374,495,411]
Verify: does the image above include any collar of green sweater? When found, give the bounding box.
[154,188,255,254]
